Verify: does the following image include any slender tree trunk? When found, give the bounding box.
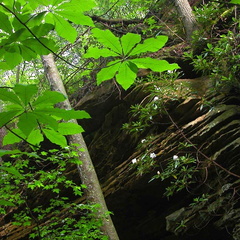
[41,53,119,240]
[172,0,197,41]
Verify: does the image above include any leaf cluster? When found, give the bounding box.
[0,84,90,147]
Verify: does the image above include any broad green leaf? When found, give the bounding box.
[32,112,58,130]
[33,90,66,107]
[0,166,23,179]
[97,61,121,85]
[0,110,22,127]
[26,11,48,27]
[116,61,137,90]
[31,23,54,37]
[5,28,29,43]
[63,110,91,120]
[92,29,122,54]
[0,149,22,157]
[19,45,37,61]
[27,129,44,146]
[121,33,141,56]
[57,0,96,12]
[43,128,67,147]
[55,0,95,26]
[230,0,240,4]
[3,129,25,145]
[0,199,16,207]
[4,51,22,69]
[0,89,22,106]
[58,122,84,135]
[84,47,118,59]
[0,12,12,34]
[130,35,168,56]
[13,84,38,106]
[131,58,180,72]
[48,13,77,43]
[18,112,38,136]
[21,37,57,55]
[34,108,90,120]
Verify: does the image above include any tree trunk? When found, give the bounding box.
[41,53,119,240]
[172,0,197,41]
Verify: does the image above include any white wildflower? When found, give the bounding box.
[173,155,179,160]
[150,152,156,159]
[153,96,159,101]
[157,171,161,175]
[141,139,146,143]
[132,158,137,164]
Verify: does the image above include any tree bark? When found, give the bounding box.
[172,0,197,41]
[41,53,119,240]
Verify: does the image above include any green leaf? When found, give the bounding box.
[84,47,118,59]
[19,45,38,61]
[18,112,38,136]
[0,199,16,207]
[131,58,180,72]
[55,0,95,26]
[116,61,137,89]
[0,166,23,179]
[120,33,141,56]
[58,122,84,135]
[0,149,23,157]
[3,129,25,145]
[230,0,240,4]
[47,13,77,43]
[0,12,12,34]
[63,110,91,120]
[43,128,67,147]
[27,129,44,146]
[92,29,122,54]
[26,11,47,27]
[97,61,121,85]
[32,112,58,130]
[21,37,57,55]
[0,88,22,105]
[31,23,54,37]
[4,51,22,69]
[130,35,168,56]
[13,84,38,106]
[33,90,66,107]
[0,110,22,127]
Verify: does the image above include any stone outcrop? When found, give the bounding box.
[1,78,240,240]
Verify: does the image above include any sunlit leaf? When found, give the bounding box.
[120,33,141,56]
[58,122,84,135]
[92,29,122,54]
[13,84,38,106]
[3,129,25,145]
[131,58,180,72]
[84,47,118,59]
[116,61,137,89]
[27,129,44,146]
[43,128,67,147]
[130,35,168,56]
[33,90,66,107]
[97,61,121,85]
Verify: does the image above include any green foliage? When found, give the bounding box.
[0,0,95,69]
[0,84,90,147]
[0,148,107,239]
[84,28,179,89]
[150,154,197,197]
[186,30,240,91]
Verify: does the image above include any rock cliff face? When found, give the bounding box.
[77,80,240,240]
[1,79,240,240]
